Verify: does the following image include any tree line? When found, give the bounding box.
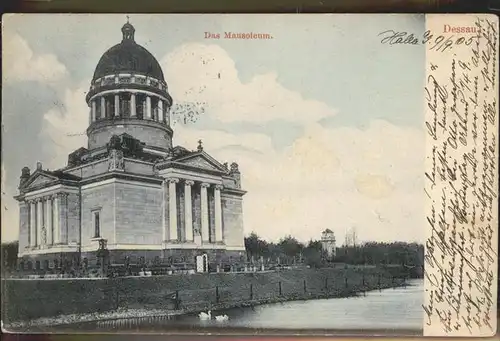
[244,232,424,268]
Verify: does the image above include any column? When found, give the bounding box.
[100,96,106,119]
[166,106,171,126]
[53,194,60,244]
[168,178,179,241]
[200,183,210,243]
[37,199,43,246]
[46,197,53,245]
[88,109,92,125]
[30,201,36,247]
[214,185,223,242]
[114,94,120,117]
[130,93,136,117]
[146,96,152,120]
[184,181,194,241]
[158,100,164,123]
[91,100,96,122]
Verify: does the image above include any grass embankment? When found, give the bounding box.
[2,267,406,329]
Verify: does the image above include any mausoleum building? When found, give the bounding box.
[14,21,247,270]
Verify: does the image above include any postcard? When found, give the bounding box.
[1,13,498,337]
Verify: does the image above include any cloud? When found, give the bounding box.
[355,174,394,199]
[162,43,337,124]
[2,33,68,84]
[162,44,424,243]
[175,119,424,244]
[40,81,90,169]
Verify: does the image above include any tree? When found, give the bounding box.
[303,240,323,268]
[1,241,19,273]
[278,236,304,264]
[244,232,269,261]
[244,232,260,259]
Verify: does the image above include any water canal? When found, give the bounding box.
[54,279,423,334]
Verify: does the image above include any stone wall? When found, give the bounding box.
[221,194,245,249]
[81,182,115,246]
[66,159,108,179]
[115,181,162,245]
[66,193,81,245]
[87,119,172,151]
[124,159,155,176]
[82,248,245,267]
[2,267,405,324]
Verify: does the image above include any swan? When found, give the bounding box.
[215,314,229,322]
[199,310,211,320]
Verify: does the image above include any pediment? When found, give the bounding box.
[176,153,227,173]
[22,172,59,190]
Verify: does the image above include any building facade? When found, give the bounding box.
[14,21,247,270]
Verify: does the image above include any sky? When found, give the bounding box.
[1,14,426,244]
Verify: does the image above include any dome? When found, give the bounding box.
[92,22,164,82]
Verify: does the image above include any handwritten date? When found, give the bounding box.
[378,29,477,52]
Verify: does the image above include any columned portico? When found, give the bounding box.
[24,192,67,250]
[161,176,227,247]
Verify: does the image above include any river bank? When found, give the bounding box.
[4,278,411,331]
[2,267,410,330]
